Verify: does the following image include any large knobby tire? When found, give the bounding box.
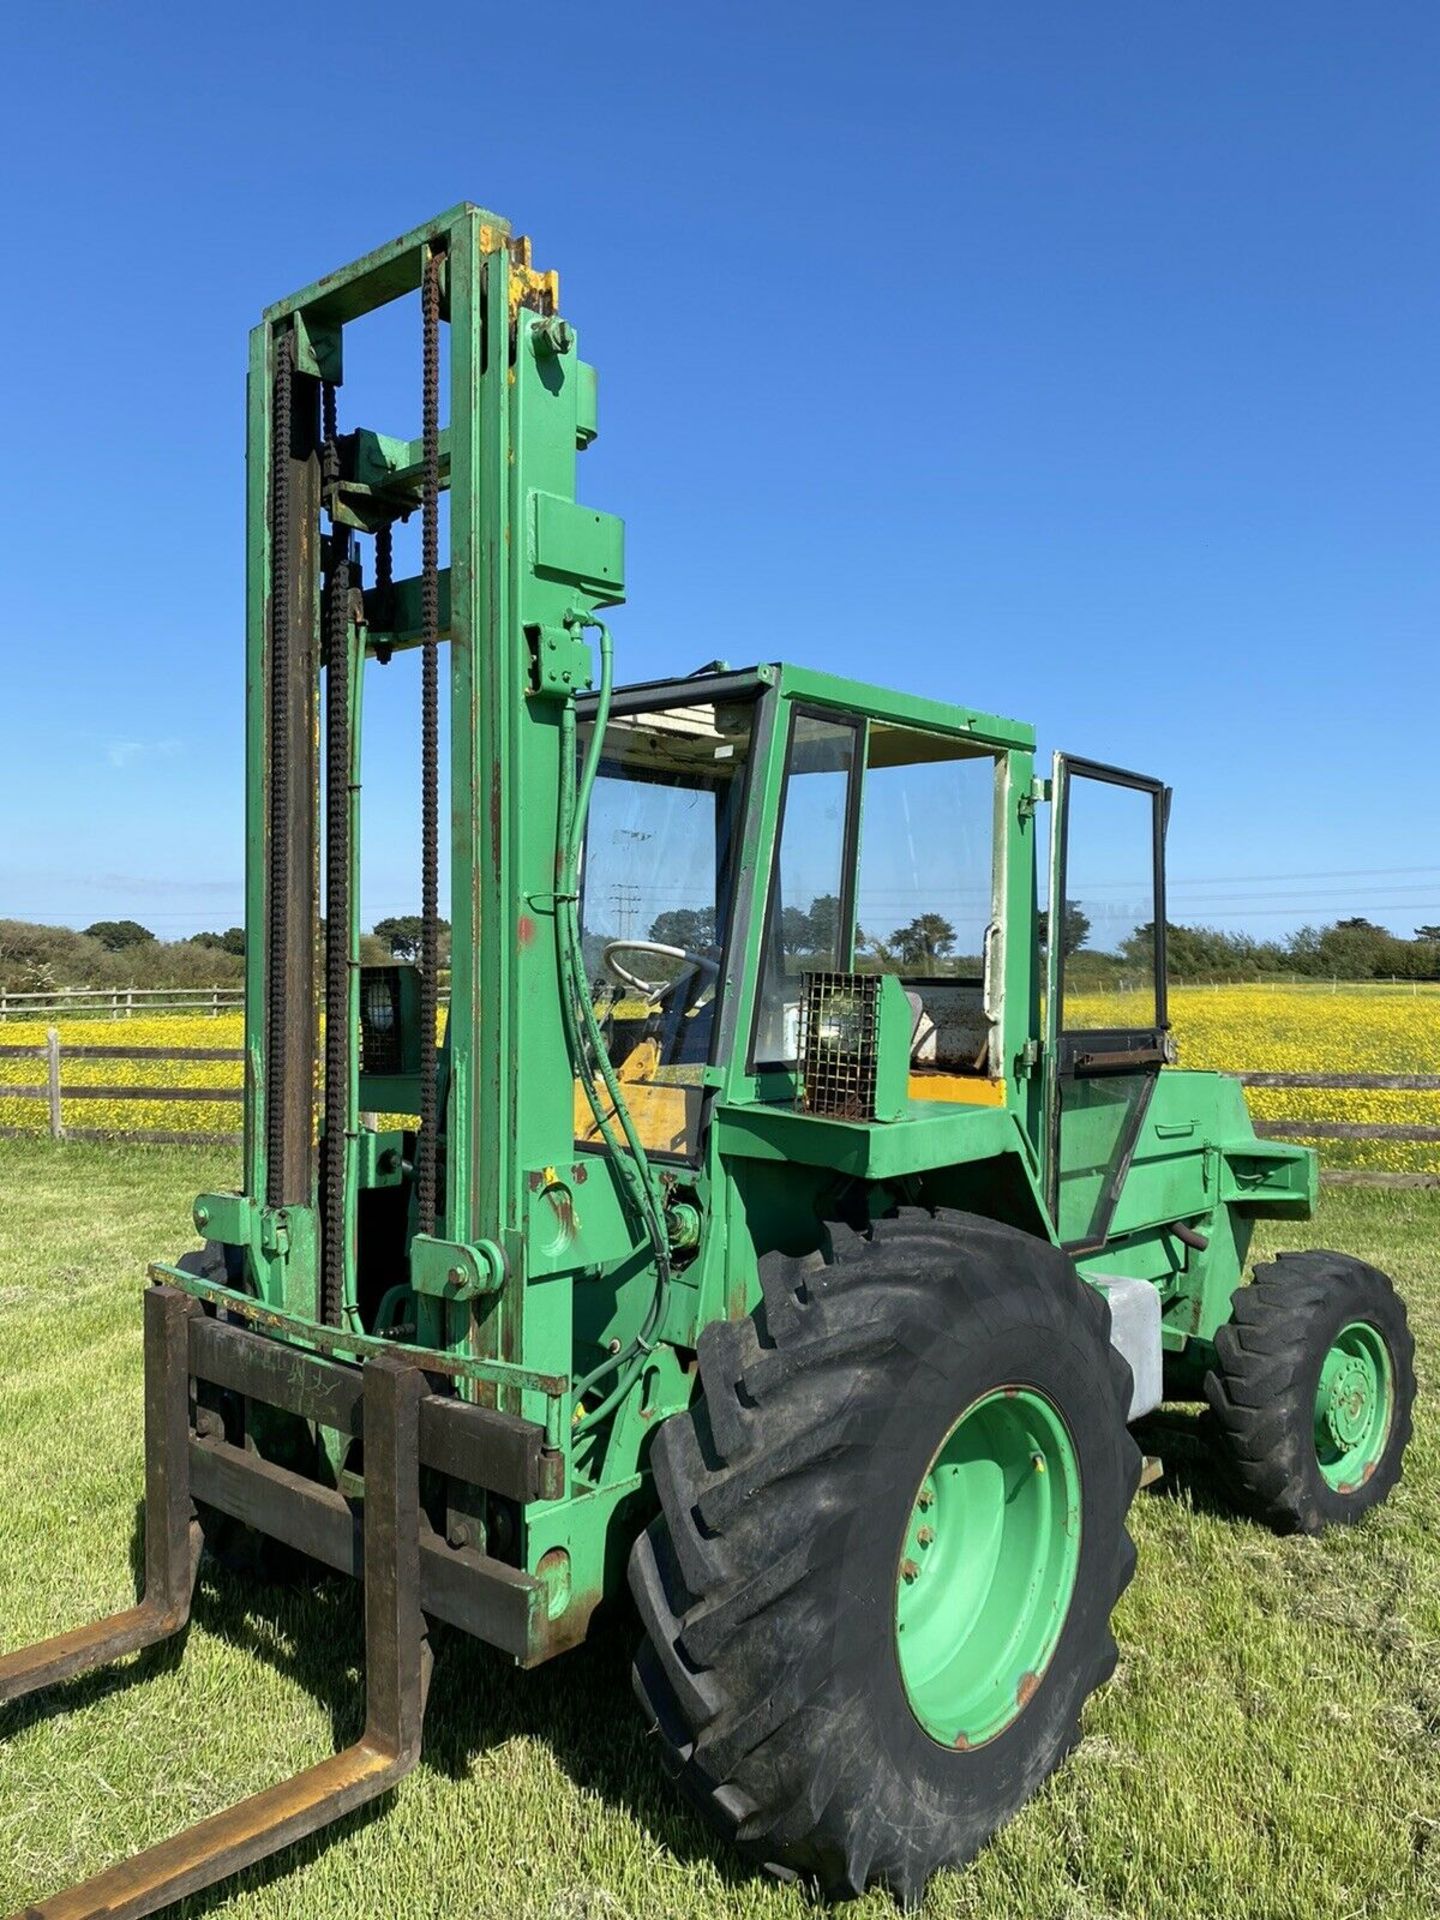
[629,1206,1140,1904]
[1204,1250,1415,1535]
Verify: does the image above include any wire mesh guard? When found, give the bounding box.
[797,972,885,1120]
[360,969,405,1075]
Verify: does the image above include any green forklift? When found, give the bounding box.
[0,205,1416,1916]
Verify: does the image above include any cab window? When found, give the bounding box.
[855,725,1000,1078]
[577,696,754,1157]
[753,713,859,1063]
[753,712,1000,1077]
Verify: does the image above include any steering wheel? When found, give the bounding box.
[601,939,720,1007]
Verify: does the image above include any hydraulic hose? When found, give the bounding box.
[555,615,674,1423]
[373,1284,417,1336]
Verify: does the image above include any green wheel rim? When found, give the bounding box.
[1314,1320,1393,1492]
[895,1387,1082,1749]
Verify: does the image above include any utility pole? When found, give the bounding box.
[611,882,640,938]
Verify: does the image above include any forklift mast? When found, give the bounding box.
[0,202,636,1919]
[235,202,618,1389]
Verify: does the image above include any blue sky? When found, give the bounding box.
[2,2,1436,942]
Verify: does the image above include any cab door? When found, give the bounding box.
[1043,755,1172,1250]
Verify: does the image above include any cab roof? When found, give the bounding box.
[585,661,1033,753]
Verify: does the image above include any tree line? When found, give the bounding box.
[648,898,981,972]
[2,904,1436,996]
[0,913,451,996]
[1117,915,1440,982]
[649,898,1440,984]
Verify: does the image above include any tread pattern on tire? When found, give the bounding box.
[629,1205,1140,1902]
[1204,1249,1416,1535]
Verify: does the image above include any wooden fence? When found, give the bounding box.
[0,1036,244,1146]
[1,1039,1437,1179]
[1237,1070,1440,1188]
[0,984,243,1022]
[0,979,453,1022]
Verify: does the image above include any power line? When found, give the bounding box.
[1165,863,1440,885]
[1134,903,1440,921]
[15,862,1440,929]
[1164,888,1440,907]
[609,883,642,937]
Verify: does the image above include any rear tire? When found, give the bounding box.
[1204,1251,1415,1535]
[629,1206,1140,1903]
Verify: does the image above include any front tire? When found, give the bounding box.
[629,1207,1139,1903]
[1204,1250,1415,1535]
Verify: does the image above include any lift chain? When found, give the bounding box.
[264,328,294,1205]
[371,518,395,665]
[321,380,338,479]
[415,248,442,1235]
[321,378,350,1326]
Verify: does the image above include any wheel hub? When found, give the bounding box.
[894,1388,1081,1750]
[1323,1356,1371,1450]
[1313,1322,1393,1491]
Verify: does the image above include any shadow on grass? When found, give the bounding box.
[174,1587,765,1917]
[3,1409,1270,1914]
[1133,1403,1254,1525]
[0,1628,189,1743]
[4,1501,775,1917]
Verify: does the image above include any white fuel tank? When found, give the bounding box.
[1090,1275,1164,1421]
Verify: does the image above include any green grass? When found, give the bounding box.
[1,1143,1436,1919]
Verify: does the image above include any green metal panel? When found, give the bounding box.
[775,663,1034,751]
[872,974,914,1122]
[715,1098,1025,1180]
[1000,747,1044,1154]
[531,492,625,597]
[262,203,484,326]
[242,321,267,1209]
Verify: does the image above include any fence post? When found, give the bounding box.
[45,1027,63,1140]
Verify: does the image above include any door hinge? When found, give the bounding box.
[1018,777,1050,820]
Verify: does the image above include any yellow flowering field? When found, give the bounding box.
[1,988,1436,1172]
[1072,983,1440,1174]
[0,1014,245,1139]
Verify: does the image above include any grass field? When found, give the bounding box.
[1,984,1437,1174]
[0,1142,1436,1918]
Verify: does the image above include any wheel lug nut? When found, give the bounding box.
[917,1526,935,1547]
[901,1558,920,1584]
[917,1488,934,1511]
